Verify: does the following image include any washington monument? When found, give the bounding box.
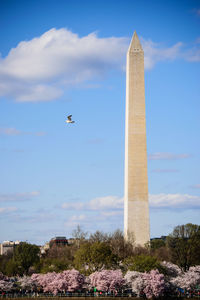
[124,31,150,246]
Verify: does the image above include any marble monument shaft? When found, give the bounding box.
[124,32,150,246]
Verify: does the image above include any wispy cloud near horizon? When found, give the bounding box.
[60,192,200,233]
[149,193,200,209]
[62,192,200,212]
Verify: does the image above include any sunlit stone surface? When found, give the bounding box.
[124,31,150,246]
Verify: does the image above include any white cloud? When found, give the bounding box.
[0,191,40,202]
[184,45,200,62]
[61,193,200,235]
[62,192,200,212]
[62,195,123,212]
[0,207,17,213]
[89,195,123,210]
[100,211,123,217]
[0,127,46,136]
[142,37,200,67]
[64,214,87,228]
[0,28,127,102]
[69,215,86,221]
[142,39,183,70]
[0,28,199,102]
[149,193,200,209]
[148,152,191,160]
[62,202,85,210]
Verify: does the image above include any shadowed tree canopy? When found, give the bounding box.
[167,223,200,271]
[74,241,118,275]
[150,238,166,250]
[89,230,134,261]
[35,244,74,273]
[108,230,135,260]
[13,242,40,275]
[0,252,13,275]
[123,254,166,273]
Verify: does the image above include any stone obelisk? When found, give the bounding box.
[124,31,150,246]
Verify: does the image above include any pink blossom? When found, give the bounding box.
[89,270,124,292]
[125,269,166,298]
[31,269,84,295]
[170,266,200,290]
[161,261,182,277]
[17,275,37,290]
[0,273,8,281]
[142,270,165,299]
[124,271,145,296]
[189,265,200,274]
[0,280,13,292]
[0,273,13,292]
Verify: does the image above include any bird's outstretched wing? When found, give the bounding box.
[67,115,72,121]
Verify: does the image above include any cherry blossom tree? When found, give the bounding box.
[0,272,8,281]
[57,269,85,292]
[0,273,13,292]
[189,265,200,274]
[161,261,182,278]
[170,265,200,290]
[0,280,13,292]
[32,272,62,294]
[89,270,124,292]
[125,269,166,298]
[17,275,37,290]
[124,271,145,296]
[31,269,84,295]
[0,272,13,292]
[143,270,165,298]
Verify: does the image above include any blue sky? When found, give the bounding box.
[0,0,200,245]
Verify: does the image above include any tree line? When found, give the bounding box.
[0,223,200,276]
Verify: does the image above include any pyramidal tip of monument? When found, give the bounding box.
[128,31,143,52]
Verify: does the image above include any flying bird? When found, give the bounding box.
[66,115,75,124]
